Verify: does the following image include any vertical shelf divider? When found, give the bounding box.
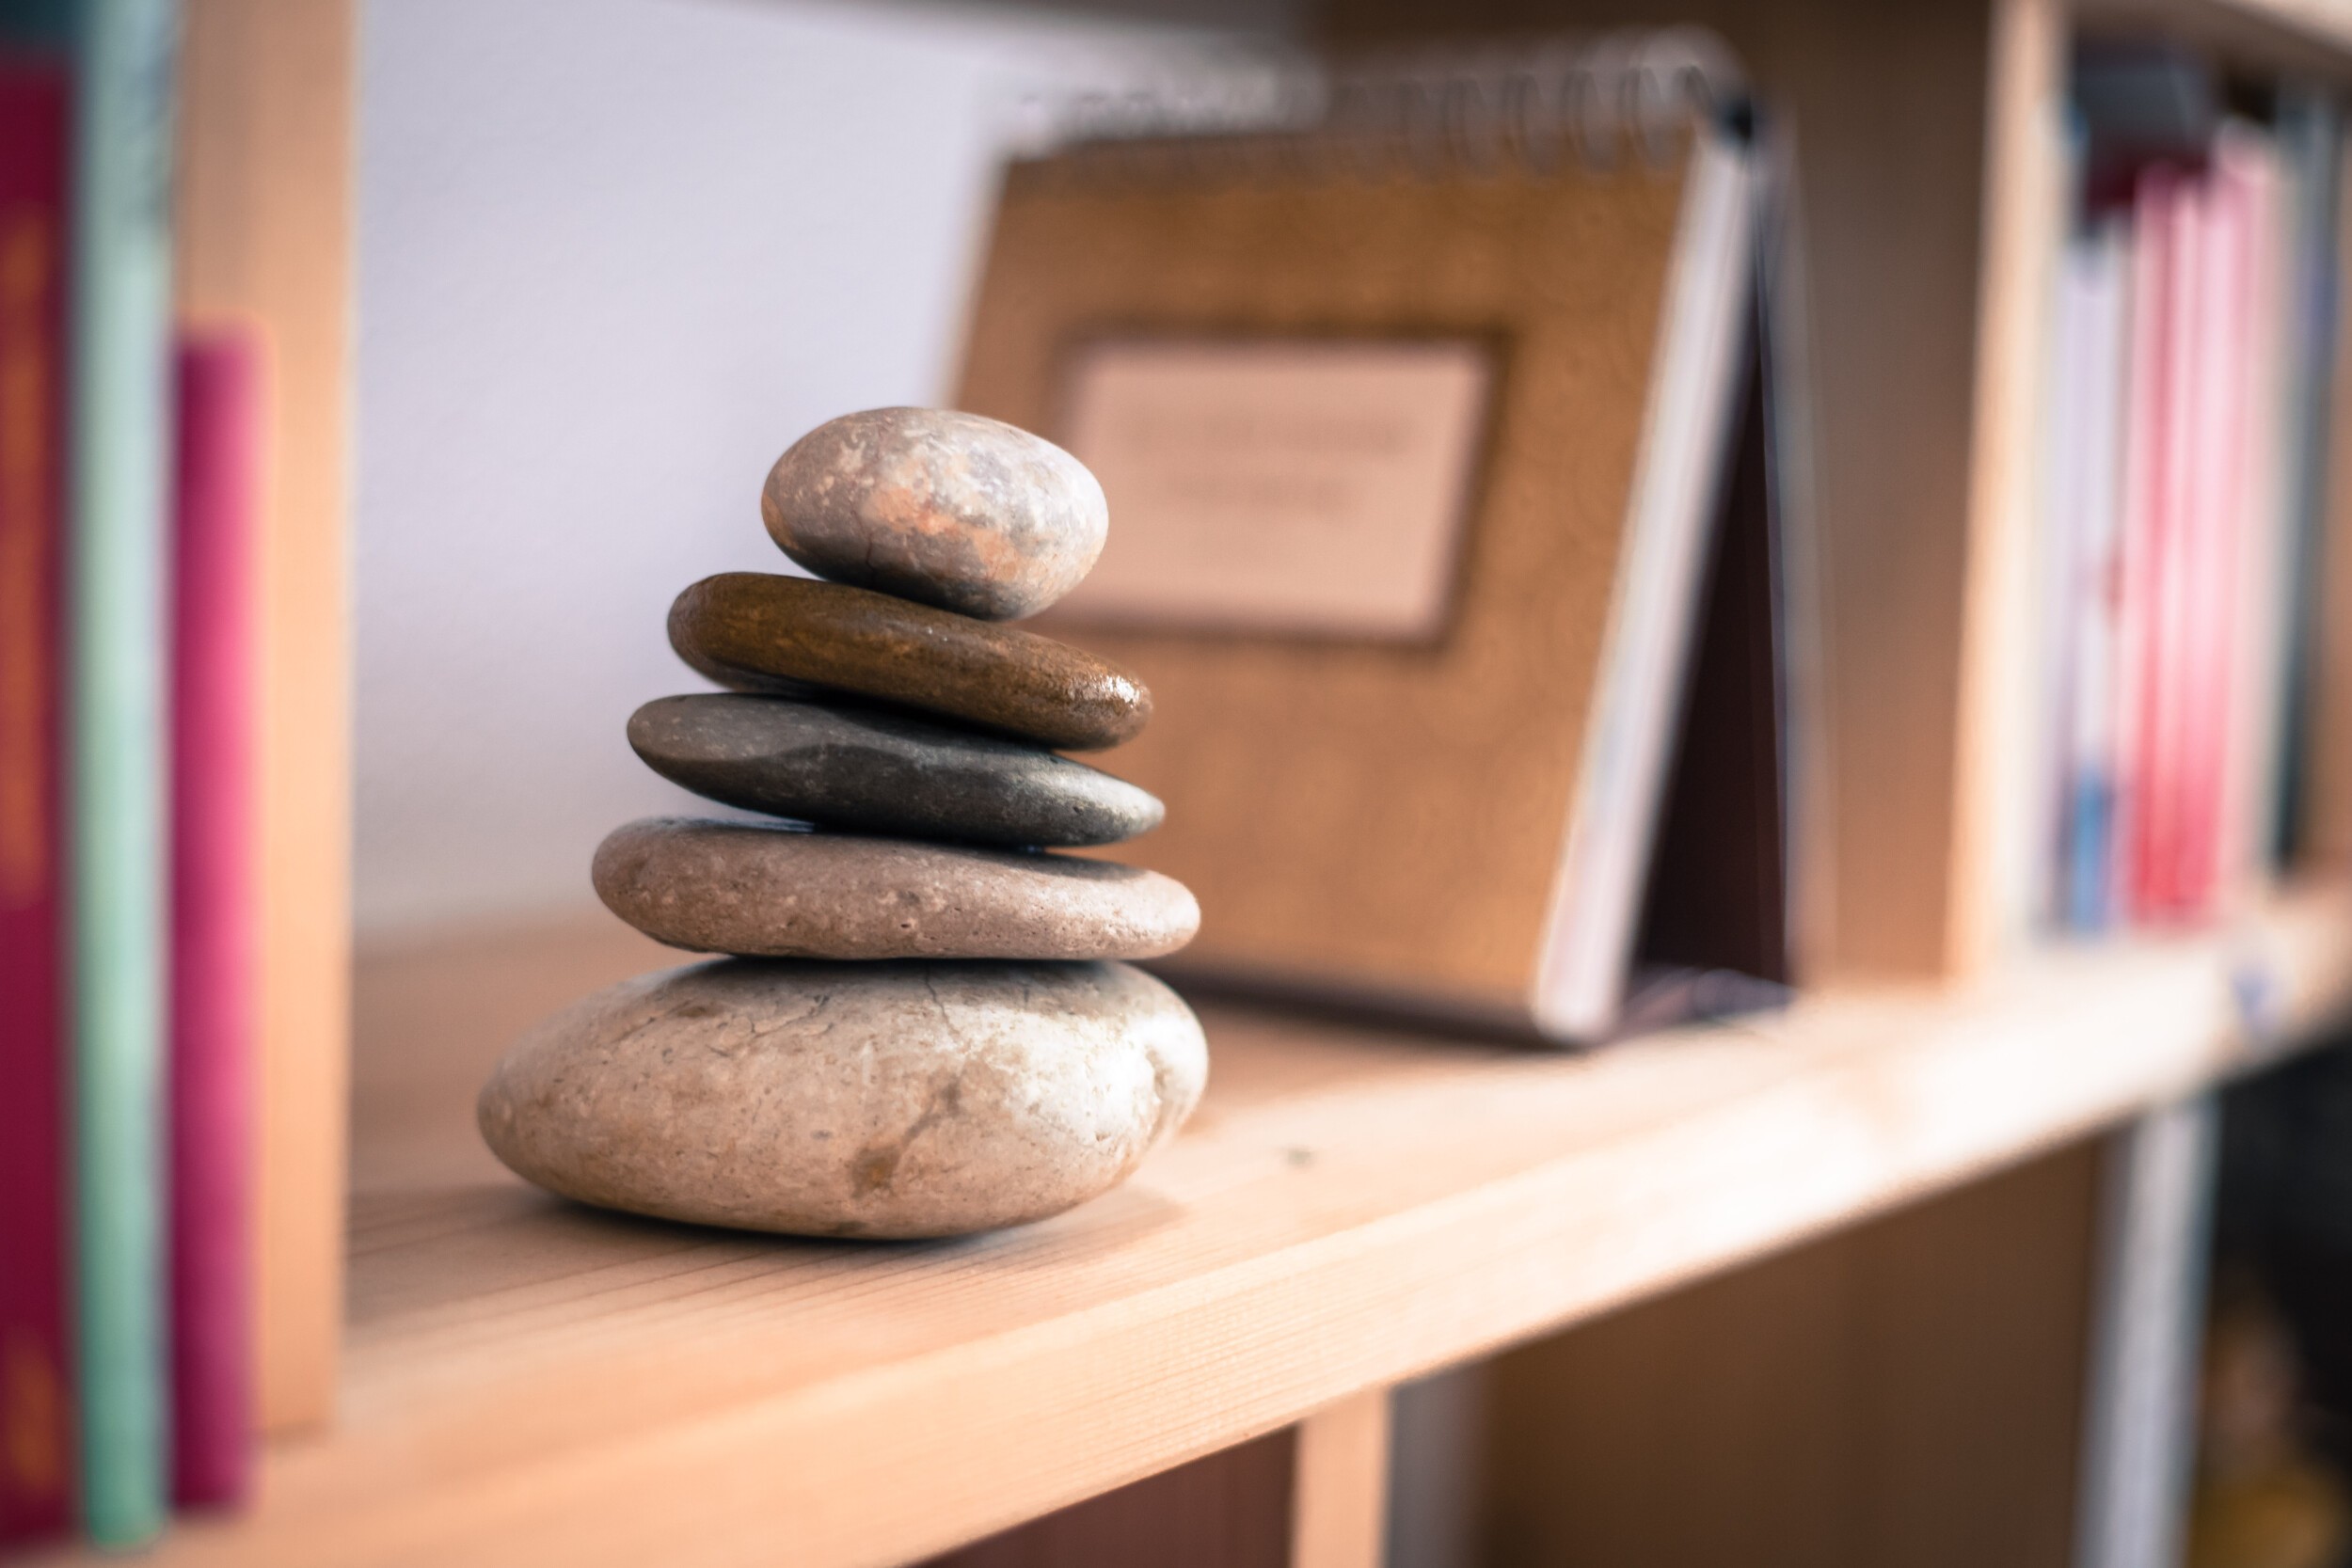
[1290,1388,1393,1568]
[174,0,358,1437]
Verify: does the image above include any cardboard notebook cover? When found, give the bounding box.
[957,130,1763,1035]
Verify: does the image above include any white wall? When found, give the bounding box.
[354,0,1256,933]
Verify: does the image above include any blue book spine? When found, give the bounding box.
[69,0,179,1547]
[2064,776,2115,933]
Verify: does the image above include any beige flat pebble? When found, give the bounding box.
[592,816,1200,960]
[476,958,1208,1237]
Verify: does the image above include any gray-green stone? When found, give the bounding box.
[628,694,1163,847]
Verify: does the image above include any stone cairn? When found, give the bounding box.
[477,408,1207,1239]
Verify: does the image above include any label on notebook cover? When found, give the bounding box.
[1053,338,1492,640]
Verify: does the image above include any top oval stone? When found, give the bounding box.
[762,407,1107,621]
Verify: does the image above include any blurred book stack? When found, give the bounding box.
[2035,48,2349,936]
[1,0,269,1550]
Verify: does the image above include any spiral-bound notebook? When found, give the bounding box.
[957,36,1788,1041]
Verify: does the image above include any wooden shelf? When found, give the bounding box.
[2079,0,2352,69]
[87,883,2344,1568]
[2208,0,2352,41]
[76,3,2352,1564]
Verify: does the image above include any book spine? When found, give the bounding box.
[0,49,73,1551]
[2060,221,2130,932]
[69,0,179,1547]
[2298,122,2352,863]
[2112,165,2173,924]
[2270,92,2343,861]
[2175,135,2247,914]
[2137,168,2204,918]
[2037,229,2091,932]
[2214,126,2288,903]
[168,329,261,1511]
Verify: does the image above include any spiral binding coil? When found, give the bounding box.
[1012,29,1746,182]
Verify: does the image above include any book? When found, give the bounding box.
[2115,126,2282,926]
[957,36,1783,1040]
[2153,148,2215,920]
[0,46,72,1550]
[2080,221,2132,933]
[2217,126,2289,903]
[69,0,180,1545]
[2270,92,2342,864]
[2308,122,2352,868]
[2041,215,2131,933]
[2112,147,2217,927]
[168,327,262,1511]
[2037,78,2329,935]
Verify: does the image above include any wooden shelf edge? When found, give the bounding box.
[2195,0,2352,47]
[118,884,2352,1568]
[2076,0,2352,71]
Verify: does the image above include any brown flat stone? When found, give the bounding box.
[668,573,1150,751]
[762,407,1106,621]
[477,958,1208,1237]
[592,816,1200,960]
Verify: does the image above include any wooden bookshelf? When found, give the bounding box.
[118,0,2352,1561]
[77,882,2346,1568]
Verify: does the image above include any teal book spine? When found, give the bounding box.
[70,0,179,1547]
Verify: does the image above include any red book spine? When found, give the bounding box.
[168,329,264,1510]
[2169,142,2241,915]
[0,53,74,1549]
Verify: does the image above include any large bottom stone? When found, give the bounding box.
[477,958,1207,1238]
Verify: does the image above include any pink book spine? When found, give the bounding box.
[2116,163,2182,923]
[2137,166,2208,920]
[169,328,265,1511]
[2211,128,2286,907]
[2165,160,2226,913]
[2170,134,2260,916]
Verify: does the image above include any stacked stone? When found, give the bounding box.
[477,409,1207,1240]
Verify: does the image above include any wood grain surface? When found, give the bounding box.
[77,881,2352,1568]
[1291,1389,1391,1568]
[1948,0,2067,972]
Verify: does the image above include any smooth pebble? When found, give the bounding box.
[762,406,1106,621]
[477,958,1207,1238]
[592,816,1200,960]
[628,693,1163,847]
[668,573,1150,751]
